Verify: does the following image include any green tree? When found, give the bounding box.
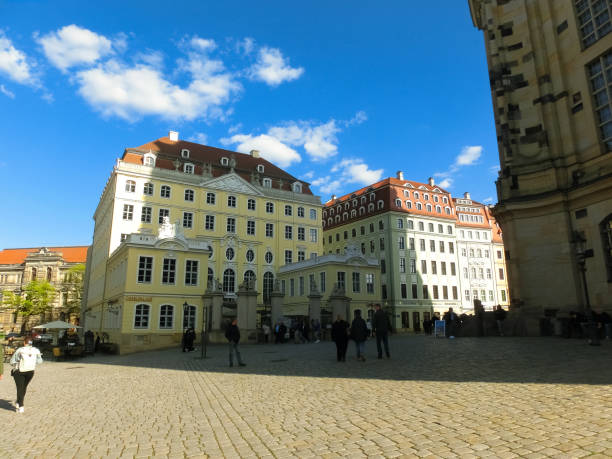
[2,280,56,333]
[63,263,85,315]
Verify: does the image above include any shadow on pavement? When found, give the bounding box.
[45,335,612,385]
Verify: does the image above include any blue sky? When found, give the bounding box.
[0,0,498,249]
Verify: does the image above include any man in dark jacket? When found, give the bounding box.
[350,309,368,361]
[372,304,391,359]
[225,319,246,367]
[443,307,458,339]
[331,315,349,361]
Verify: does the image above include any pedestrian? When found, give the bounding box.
[94,333,101,352]
[302,319,311,343]
[10,337,43,413]
[494,305,507,336]
[225,319,246,367]
[262,322,270,343]
[443,307,458,339]
[279,322,287,343]
[372,304,391,359]
[350,309,368,361]
[312,318,321,343]
[182,328,195,352]
[331,315,349,361]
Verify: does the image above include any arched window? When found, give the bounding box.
[343,212,348,220]
[328,218,333,225]
[395,199,402,207]
[445,207,451,215]
[243,270,256,284]
[134,304,150,328]
[223,269,235,293]
[416,202,422,210]
[183,304,196,329]
[368,203,374,212]
[351,209,356,217]
[263,272,274,304]
[359,207,365,215]
[46,267,52,281]
[159,304,174,329]
[436,205,441,213]
[426,204,432,212]
[377,200,384,209]
[406,200,412,209]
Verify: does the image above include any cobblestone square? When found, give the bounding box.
[1,335,611,458]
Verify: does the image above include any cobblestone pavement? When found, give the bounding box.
[0,335,611,458]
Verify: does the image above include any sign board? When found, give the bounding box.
[434,320,445,338]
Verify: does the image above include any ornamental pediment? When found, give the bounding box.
[201,172,263,196]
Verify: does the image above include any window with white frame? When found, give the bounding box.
[247,199,256,211]
[226,247,235,261]
[134,304,150,328]
[227,217,236,233]
[125,180,136,192]
[205,215,215,230]
[184,163,194,174]
[266,223,274,237]
[247,220,255,235]
[161,185,171,198]
[158,208,169,224]
[293,182,302,193]
[162,258,176,284]
[141,206,152,223]
[144,182,154,195]
[138,256,153,283]
[285,205,292,216]
[266,202,274,213]
[265,251,273,263]
[399,258,406,273]
[223,269,235,293]
[398,236,405,250]
[183,212,193,228]
[227,195,236,207]
[310,228,318,242]
[185,260,198,286]
[144,155,155,167]
[262,178,272,188]
[181,149,190,158]
[159,305,174,329]
[310,209,317,220]
[183,304,196,329]
[257,164,265,173]
[184,189,194,201]
[297,227,305,240]
[123,204,133,220]
[285,225,293,239]
[221,157,229,166]
[298,250,305,261]
[246,249,255,263]
[285,250,292,264]
[206,192,216,205]
[298,207,305,217]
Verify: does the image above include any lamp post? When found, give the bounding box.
[573,232,598,345]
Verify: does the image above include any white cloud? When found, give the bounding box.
[438,178,452,189]
[311,176,343,195]
[483,196,494,204]
[38,25,114,71]
[220,133,301,168]
[237,37,255,55]
[332,158,384,185]
[455,145,482,166]
[76,59,241,121]
[248,47,304,86]
[190,37,216,52]
[0,84,15,98]
[0,33,36,84]
[189,132,208,144]
[228,123,242,134]
[301,171,314,180]
[134,50,165,69]
[344,110,367,126]
[269,120,340,160]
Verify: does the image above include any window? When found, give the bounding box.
[265,223,274,237]
[472,267,477,278]
[451,262,456,276]
[141,206,152,223]
[443,286,448,300]
[297,207,305,218]
[184,163,194,174]
[421,260,427,274]
[134,304,150,329]
[185,260,198,285]
[379,238,385,250]
[144,182,154,195]
[310,229,318,242]
[184,189,194,201]
[366,273,374,294]
[418,222,424,231]
[144,155,155,167]
[489,290,494,302]
[320,272,326,293]
[247,220,256,236]
[399,258,406,273]
[285,250,292,264]
[462,248,467,257]
[370,240,375,253]
[410,259,416,274]
[247,199,256,211]
[337,272,346,290]
[161,185,171,198]
[420,239,426,251]
[223,269,235,293]
[183,212,193,228]
[397,218,404,229]
[380,259,386,274]
[497,250,503,259]
[227,217,236,233]
[398,236,406,250]
[310,209,317,220]
[285,205,292,216]
[370,223,374,232]
[470,248,475,257]
[439,241,445,252]
[158,208,169,224]
[263,272,274,303]
[395,199,402,208]
[401,283,407,299]
[262,177,272,188]
[379,220,384,230]
[428,223,434,232]
[290,278,295,296]
[501,290,507,302]
[159,305,174,329]
[382,285,387,299]
[430,240,436,252]
[227,196,236,207]
[297,227,305,241]
[181,149,190,158]
[162,258,176,284]
[409,238,415,250]
[477,249,482,257]
[245,249,255,263]
[266,202,274,213]
[265,251,273,264]
[423,285,429,299]
[285,225,293,239]
[183,304,196,329]
[487,268,492,279]
[441,262,447,275]
[205,215,215,230]
[298,250,305,262]
[123,204,133,220]
[221,157,229,166]
[576,0,612,48]
[125,180,136,192]
[431,261,437,275]
[293,182,303,193]
[426,204,432,212]
[407,220,414,229]
[352,272,360,292]
[449,242,454,254]
[225,247,235,261]
[244,270,256,286]
[433,285,439,299]
[499,268,505,280]
[452,286,458,300]
[206,192,216,205]
[344,231,348,240]
[587,51,612,150]
[137,256,153,283]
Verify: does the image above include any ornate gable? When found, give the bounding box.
[201,172,263,196]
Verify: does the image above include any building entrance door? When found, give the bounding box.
[401,312,410,329]
[413,311,421,332]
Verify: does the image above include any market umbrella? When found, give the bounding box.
[33,321,81,345]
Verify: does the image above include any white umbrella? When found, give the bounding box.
[33,320,82,329]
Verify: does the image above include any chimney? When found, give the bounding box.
[396,171,404,180]
[331,194,337,201]
[250,149,260,158]
[464,192,471,199]
[428,177,435,186]
[168,131,179,141]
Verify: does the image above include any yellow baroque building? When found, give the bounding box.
[83,132,323,353]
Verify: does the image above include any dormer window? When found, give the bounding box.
[143,153,156,167]
[181,149,190,159]
[292,182,303,193]
[257,164,265,173]
[262,178,272,188]
[220,157,229,166]
[184,163,194,174]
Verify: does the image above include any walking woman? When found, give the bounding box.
[10,337,43,413]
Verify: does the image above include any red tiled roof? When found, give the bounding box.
[0,247,89,265]
[123,136,313,195]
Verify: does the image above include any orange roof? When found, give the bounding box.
[123,136,314,195]
[0,247,89,265]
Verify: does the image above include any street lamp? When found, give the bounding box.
[573,231,598,345]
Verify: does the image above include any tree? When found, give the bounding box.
[62,263,85,316]
[2,280,56,333]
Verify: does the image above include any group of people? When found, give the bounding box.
[271,318,321,344]
[181,328,196,352]
[331,304,392,362]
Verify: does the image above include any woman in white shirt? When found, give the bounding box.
[10,337,43,413]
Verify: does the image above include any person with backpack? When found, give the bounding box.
[225,319,246,367]
[10,337,43,413]
[350,310,368,361]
